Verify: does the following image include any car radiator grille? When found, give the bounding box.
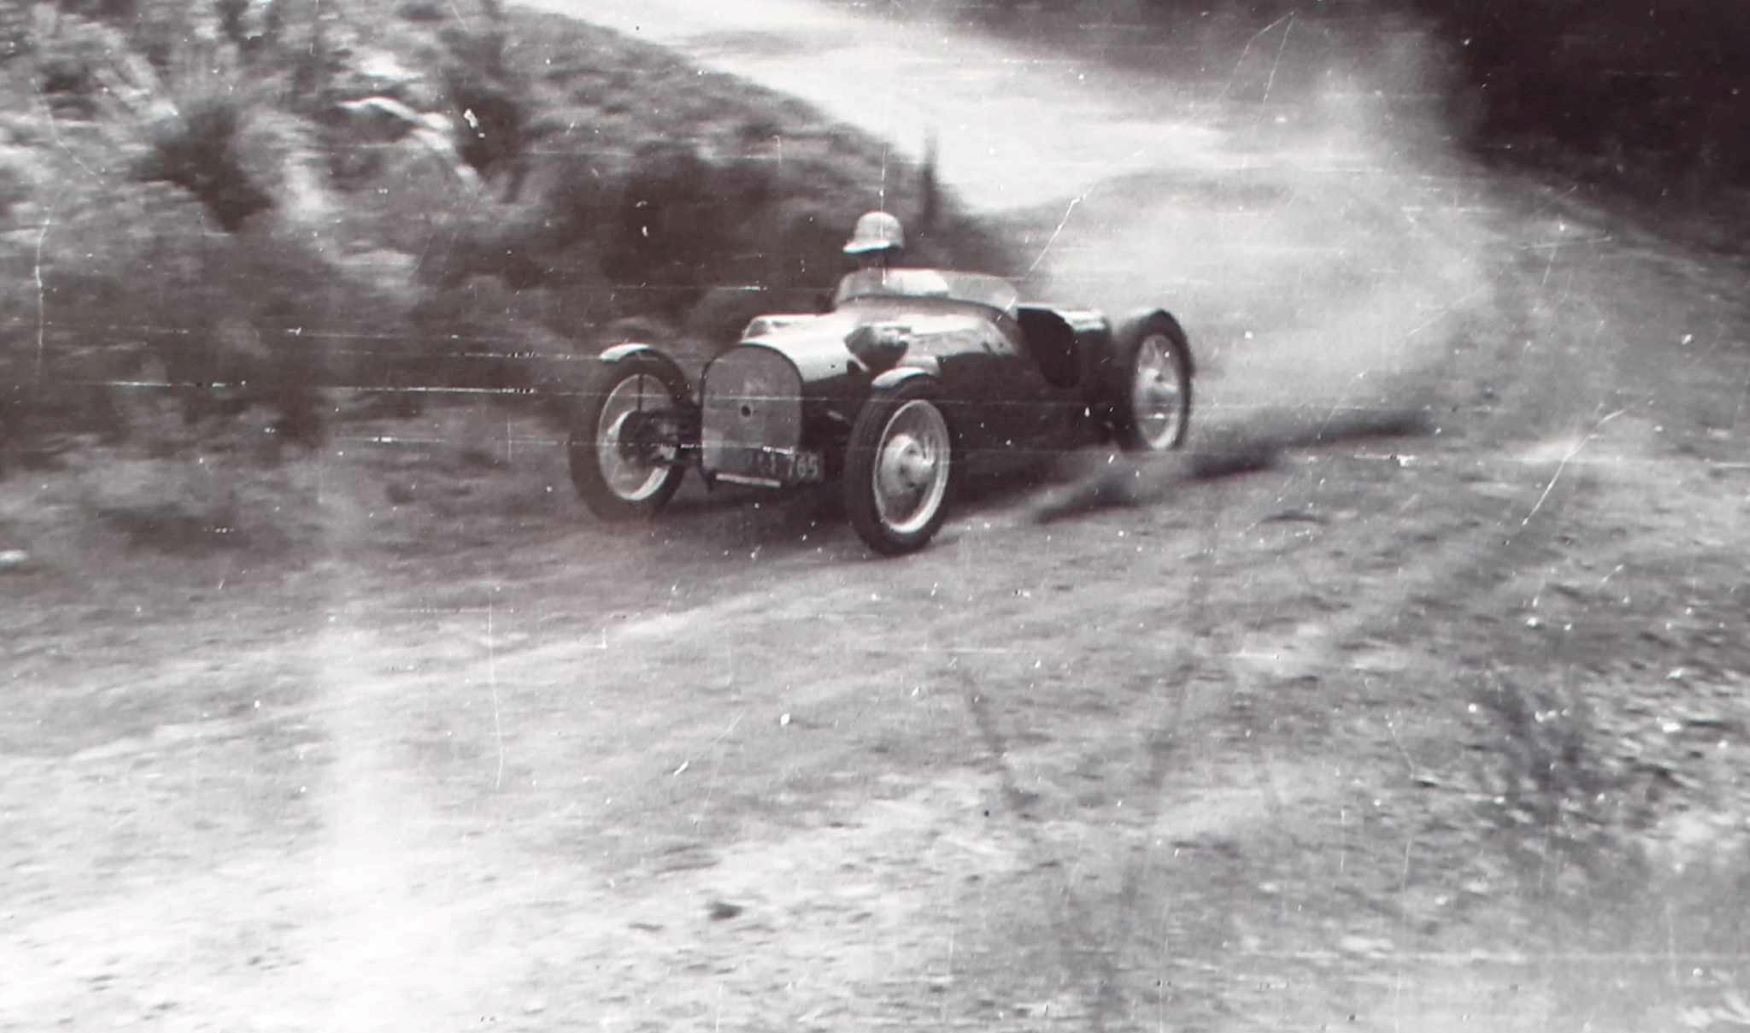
[701,346,803,472]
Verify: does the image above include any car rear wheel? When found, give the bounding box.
[569,356,689,521]
[1113,314,1192,452]
[845,379,954,555]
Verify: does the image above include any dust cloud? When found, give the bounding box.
[1013,14,1499,439]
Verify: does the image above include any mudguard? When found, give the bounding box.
[599,342,689,382]
[870,362,941,392]
[1119,309,1194,377]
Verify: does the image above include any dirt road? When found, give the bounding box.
[4,4,1749,1032]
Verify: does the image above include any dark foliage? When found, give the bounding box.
[395,0,447,22]
[213,0,271,54]
[214,0,249,45]
[439,26,527,181]
[929,0,1749,194]
[56,0,139,22]
[1398,0,1750,190]
[599,140,739,317]
[34,18,120,117]
[450,77,524,177]
[139,95,274,231]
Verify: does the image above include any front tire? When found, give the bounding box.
[844,379,954,555]
[568,356,689,521]
[1112,314,1193,452]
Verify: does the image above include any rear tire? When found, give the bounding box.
[568,355,689,521]
[844,379,954,555]
[1111,313,1192,452]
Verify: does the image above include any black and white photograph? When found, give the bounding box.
[2,0,1747,1028]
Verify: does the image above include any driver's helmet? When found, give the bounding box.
[843,210,905,255]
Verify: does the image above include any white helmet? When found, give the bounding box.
[843,210,905,255]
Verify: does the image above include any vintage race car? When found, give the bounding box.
[568,267,1194,555]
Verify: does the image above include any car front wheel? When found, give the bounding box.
[844,379,954,555]
[568,356,689,521]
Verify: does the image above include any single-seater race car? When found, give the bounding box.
[569,267,1193,555]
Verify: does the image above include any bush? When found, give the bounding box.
[438,25,526,182]
[526,148,610,249]
[1337,0,1750,194]
[1405,0,1749,184]
[31,176,412,445]
[409,273,568,392]
[139,91,274,230]
[35,16,131,117]
[395,0,447,22]
[597,140,733,317]
[0,165,172,463]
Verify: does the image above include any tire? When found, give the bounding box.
[1111,313,1193,452]
[844,379,954,555]
[568,355,689,521]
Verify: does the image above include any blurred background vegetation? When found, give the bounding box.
[0,0,1005,471]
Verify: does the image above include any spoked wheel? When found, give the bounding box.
[844,379,954,555]
[1113,314,1193,452]
[568,356,690,521]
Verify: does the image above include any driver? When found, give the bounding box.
[843,210,905,270]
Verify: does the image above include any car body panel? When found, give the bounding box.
[674,270,1184,487]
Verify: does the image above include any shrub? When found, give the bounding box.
[438,25,526,182]
[528,149,611,251]
[0,146,35,218]
[138,91,274,230]
[450,76,522,180]
[395,0,447,22]
[596,140,729,317]
[32,172,415,446]
[1386,0,1749,191]
[214,0,249,46]
[408,273,564,392]
[35,16,130,117]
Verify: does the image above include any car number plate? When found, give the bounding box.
[721,447,824,485]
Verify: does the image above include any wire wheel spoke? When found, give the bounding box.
[1130,334,1184,449]
[597,374,676,501]
[872,400,950,535]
